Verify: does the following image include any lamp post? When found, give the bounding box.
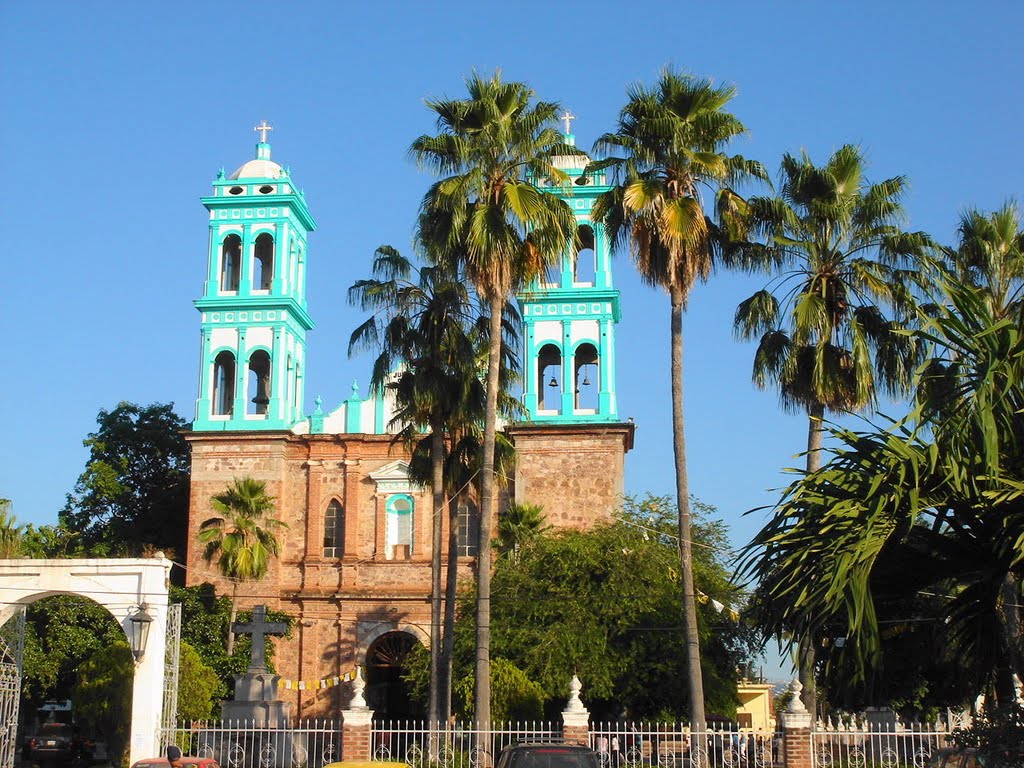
[128,604,154,662]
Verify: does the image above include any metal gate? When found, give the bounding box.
[0,608,26,768]
[161,602,182,747]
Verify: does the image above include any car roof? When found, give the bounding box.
[131,759,218,768]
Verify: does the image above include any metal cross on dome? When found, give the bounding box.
[560,110,576,135]
[254,120,274,143]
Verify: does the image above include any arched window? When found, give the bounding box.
[386,494,414,558]
[457,500,479,557]
[574,225,596,286]
[324,500,344,558]
[574,343,599,412]
[537,344,562,413]
[254,233,274,291]
[247,350,272,416]
[220,234,241,292]
[212,351,235,416]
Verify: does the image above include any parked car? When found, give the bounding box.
[497,743,602,768]
[927,748,985,768]
[23,722,93,767]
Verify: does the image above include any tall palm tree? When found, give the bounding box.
[589,68,765,729]
[412,71,579,724]
[198,477,286,654]
[730,145,931,709]
[350,244,484,729]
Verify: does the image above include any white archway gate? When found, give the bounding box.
[0,557,173,766]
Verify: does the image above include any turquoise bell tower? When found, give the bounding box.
[192,122,316,432]
[519,113,621,423]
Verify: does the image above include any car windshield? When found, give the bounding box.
[508,748,599,768]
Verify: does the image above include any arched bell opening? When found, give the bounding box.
[212,351,236,416]
[219,234,242,292]
[574,343,599,412]
[246,350,272,416]
[574,225,596,286]
[253,233,275,291]
[537,344,562,414]
[365,631,424,720]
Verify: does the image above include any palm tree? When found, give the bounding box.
[730,145,931,709]
[0,499,22,558]
[350,244,484,729]
[198,477,286,654]
[496,502,549,562]
[589,68,765,729]
[412,71,579,724]
[945,201,1023,320]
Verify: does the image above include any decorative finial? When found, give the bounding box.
[313,395,323,416]
[565,674,586,712]
[350,380,360,399]
[216,167,225,180]
[350,666,368,709]
[560,110,576,135]
[787,678,808,713]
[254,120,274,143]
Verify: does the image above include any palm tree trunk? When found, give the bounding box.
[799,403,825,715]
[996,571,1022,708]
[227,580,239,656]
[474,295,503,729]
[429,426,445,732]
[442,494,459,722]
[671,287,706,732]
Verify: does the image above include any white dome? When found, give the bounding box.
[228,158,283,180]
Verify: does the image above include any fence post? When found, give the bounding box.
[780,680,813,768]
[342,667,375,761]
[562,674,591,746]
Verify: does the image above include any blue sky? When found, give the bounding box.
[2,1,1021,570]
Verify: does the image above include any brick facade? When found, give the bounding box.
[185,423,633,719]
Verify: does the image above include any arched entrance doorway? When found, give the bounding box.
[365,631,424,720]
[0,557,172,767]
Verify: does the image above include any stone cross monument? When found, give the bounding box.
[220,604,291,725]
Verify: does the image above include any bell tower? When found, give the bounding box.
[509,114,634,528]
[192,122,317,431]
[519,112,621,423]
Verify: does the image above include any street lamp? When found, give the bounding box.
[128,603,154,662]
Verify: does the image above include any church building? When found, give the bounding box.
[184,122,635,719]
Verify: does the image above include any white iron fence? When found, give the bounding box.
[160,720,340,768]
[371,720,562,767]
[590,722,780,768]
[811,721,951,768]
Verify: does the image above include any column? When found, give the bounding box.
[234,329,248,418]
[780,680,813,768]
[342,668,375,761]
[561,674,591,746]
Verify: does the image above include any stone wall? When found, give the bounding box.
[507,422,635,528]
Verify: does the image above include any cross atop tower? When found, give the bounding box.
[254,120,274,143]
[560,110,576,135]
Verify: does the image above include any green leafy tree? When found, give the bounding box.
[943,201,1023,320]
[412,71,580,723]
[198,478,286,654]
[20,596,126,711]
[71,642,133,768]
[176,641,222,720]
[589,69,765,728]
[59,402,190,561]
[729,145,931,709]
[408,494,754,720]
[496,502,549,562]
